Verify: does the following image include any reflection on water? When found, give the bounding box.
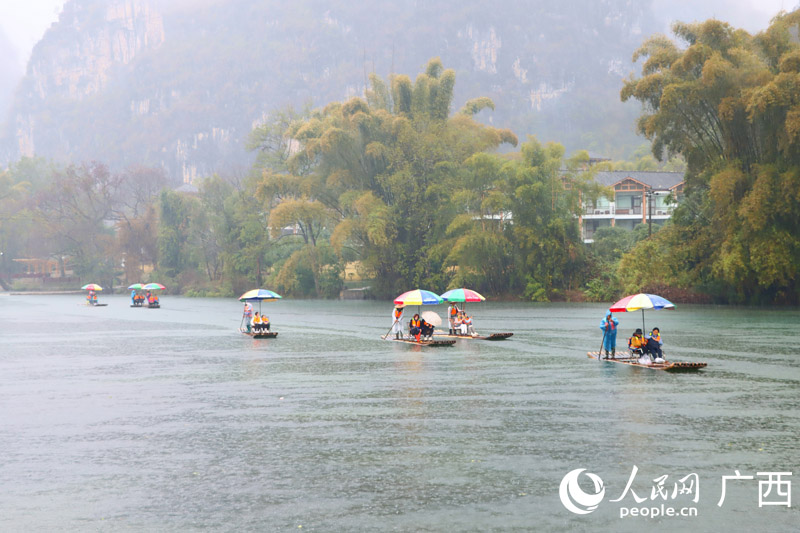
[0,295,798,531]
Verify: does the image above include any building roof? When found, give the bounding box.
[175,182,199,194]
[593,171,684,190]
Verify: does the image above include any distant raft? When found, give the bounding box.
[587,351,706,372]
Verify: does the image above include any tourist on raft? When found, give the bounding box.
[463,314,476,336]
[599,310,619,358]
[644,327,664,361]
[131,288,137,306]
[409,314,423,341]
[252,312,262,333]
[453,312,463,335]
[420,318,434,340]
[390,305,405,340]
[628,328,646,356]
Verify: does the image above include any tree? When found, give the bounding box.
[621,14,800,303]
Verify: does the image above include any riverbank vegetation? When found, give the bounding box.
[2,12,800,304]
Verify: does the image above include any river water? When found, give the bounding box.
[0,294,797,532]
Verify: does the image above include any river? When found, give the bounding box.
[1,294,798,531]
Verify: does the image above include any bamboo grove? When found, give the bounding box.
[620,13,800,303]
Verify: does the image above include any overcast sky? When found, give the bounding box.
[0,0,795,70]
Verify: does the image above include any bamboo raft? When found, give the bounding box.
[587,351,706,372]
[390,337,455,347]
[241,330,278,339]
[433,332,514,341]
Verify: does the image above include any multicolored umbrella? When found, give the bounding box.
[239,289,282,301]
[609,293,675,332]
[81,283,103,291]
[441,288,485,303]
[393,289,443,306]
[143,282,166,290]
[128,283,144,290]
[239,289,282,323]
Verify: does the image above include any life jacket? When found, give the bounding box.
[465,317,472,325]
[629,335,645,349]
[394,309,403,319]
[650,333,661,343]
[262,316,269,324]
[253,315,261,324]
[449,306,458,317]
[410,318,421,328]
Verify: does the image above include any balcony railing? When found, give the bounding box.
[615,206,642,215]
[583,206,614,215]
[582,204,675,217]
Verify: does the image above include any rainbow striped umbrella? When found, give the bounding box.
[393,289,443,306]
[441,288,485,303]
[239,289,282,301]
[143,282,166,290]
[609,293,675,332]
[81,283,103,291]
[128,283,144,290]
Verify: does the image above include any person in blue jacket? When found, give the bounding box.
[599,310,619,358]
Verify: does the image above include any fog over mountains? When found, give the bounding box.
[0,0,782,181]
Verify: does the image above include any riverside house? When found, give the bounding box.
[581,171,684,243]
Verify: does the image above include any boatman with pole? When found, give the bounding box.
[390,305,405,339]
[243,301,253,332]
[599,310,619,359]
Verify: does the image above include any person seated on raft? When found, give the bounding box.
[463,314,476,336]
[452,312,463,335]
[644,327,664,361]
[409,314,424,341]
[88,290,97,305]
[261,315,270,331]
[628,329,646,356]
[420,318,434,340]
[252,312,262,333]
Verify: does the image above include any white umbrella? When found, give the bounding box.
[422,311,442,327]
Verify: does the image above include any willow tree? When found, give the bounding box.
[621,15,800,303]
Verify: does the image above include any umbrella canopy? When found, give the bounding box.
[239,289,282,301]
[393,289,443,306]
[143,282,166,290]
[421,311,442,327]
[609,293,674,332]
[441,288,486,303]
[81,283,103,291]
[128,283,144,290]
